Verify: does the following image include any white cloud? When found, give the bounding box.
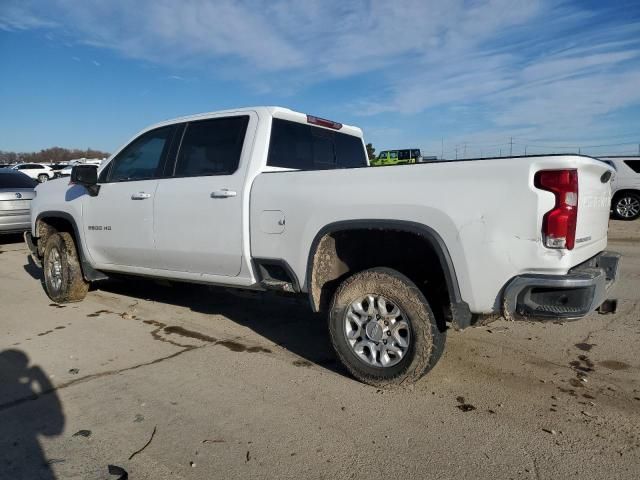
[2,0,640,149]
[0,1,57,31]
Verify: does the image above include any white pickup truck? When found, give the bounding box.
[26,106,620,385]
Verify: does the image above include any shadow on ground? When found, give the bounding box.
[0,233,25,246]
[23,255,41,280]
[0,349,65,480]
[94,277,343,375]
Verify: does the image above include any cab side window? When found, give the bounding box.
[108,126,175,182]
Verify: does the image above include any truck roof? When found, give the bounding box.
[148,106,363,138]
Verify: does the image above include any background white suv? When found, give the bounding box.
[601,156,640,220]
[11,163,55,183]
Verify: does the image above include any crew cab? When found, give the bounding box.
[25,107,620,385]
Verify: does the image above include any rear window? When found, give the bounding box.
[0,172,37,188]
[624,160,640,173]
[267,119,367,170]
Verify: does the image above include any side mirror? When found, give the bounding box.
[71,165,99,196]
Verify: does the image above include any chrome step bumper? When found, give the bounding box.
[503,251,621,320]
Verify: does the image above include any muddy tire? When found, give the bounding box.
[329,267,445,386]
[43,232,89,303]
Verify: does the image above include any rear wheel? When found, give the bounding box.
[328,267,445,386]
[612,192,640,220]
[43,232,89,303]
[38,174,49,183]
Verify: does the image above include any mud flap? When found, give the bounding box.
[23,231,42,268]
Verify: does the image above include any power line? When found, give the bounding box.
[512,140,639,149]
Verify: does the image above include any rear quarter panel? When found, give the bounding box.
[249,155,612,314]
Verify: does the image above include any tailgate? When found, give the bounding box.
[574,160,613,250]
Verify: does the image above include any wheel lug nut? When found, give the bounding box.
[384,321,389,326]
[376,314,381,320]
[383,340,387,344]
[386,331,391,336]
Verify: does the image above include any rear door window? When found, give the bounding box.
[267,119,367,170]
[174,116,249,177]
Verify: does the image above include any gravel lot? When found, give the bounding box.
[1,221,639,479]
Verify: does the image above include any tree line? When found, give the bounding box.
[0,143,376,165]
[0,147,111,165]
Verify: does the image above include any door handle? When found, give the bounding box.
[210,189,237,198]
[131,192,151,200]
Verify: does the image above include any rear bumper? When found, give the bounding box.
[0,212,30,233]
[503,251,621,320]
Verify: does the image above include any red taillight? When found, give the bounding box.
[535,169,578,250]
[306,114,342,130]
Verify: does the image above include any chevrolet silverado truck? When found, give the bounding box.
[25,107,620,386]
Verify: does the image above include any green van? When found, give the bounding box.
[371,149,422,166]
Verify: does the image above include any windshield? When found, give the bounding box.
[0,172,38,188]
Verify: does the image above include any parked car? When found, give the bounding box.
[11,163,55,183]
[49,164,70,178]
[0,170,37,233]
[600,156,640,220]
[371,149,422,166]
[57,162,100,178]
[26,107,619,385]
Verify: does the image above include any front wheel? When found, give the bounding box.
[612,192,640,220]
[328,267,445,386]
[43,232,89,303]
[38,174,49,183]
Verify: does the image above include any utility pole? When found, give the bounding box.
[524,145,527,155]
[509,137,513,156]
[499,148,502,157]
[455,147,458,160]
[441,137,444,159]
[463,143,467,159]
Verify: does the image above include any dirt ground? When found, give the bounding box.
[1,221,639,479]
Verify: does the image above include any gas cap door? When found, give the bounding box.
[260,210,285,234]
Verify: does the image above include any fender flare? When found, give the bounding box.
[35,211,107,282]
[305,219,472,328]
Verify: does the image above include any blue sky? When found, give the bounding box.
[1,0,640,158]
